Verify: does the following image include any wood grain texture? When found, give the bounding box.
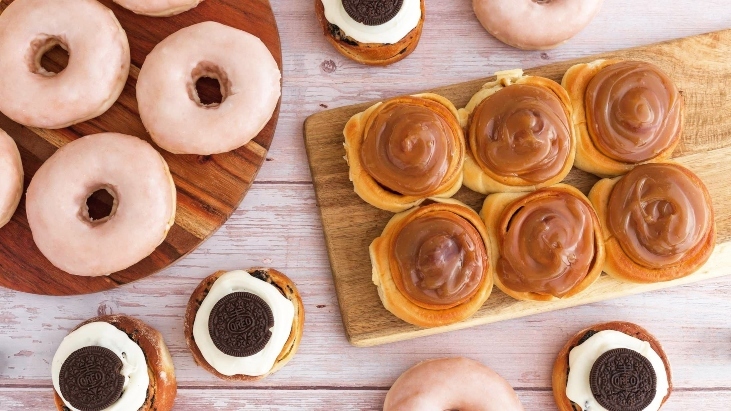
[0,0,282,295]
[2,1,731,410]
[304,30,731,346]
[4,387,731,411]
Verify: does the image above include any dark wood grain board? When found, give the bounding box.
[0,0,282,295]
[304,29,731,346]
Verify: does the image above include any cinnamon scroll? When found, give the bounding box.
[589,162,715,283]
[480,184,605,301]
[370,198,492,327]
[563,60,683,176]
[344,93,465,212]
[459,69,576,194]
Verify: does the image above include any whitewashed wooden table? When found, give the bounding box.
[2,1,731,409]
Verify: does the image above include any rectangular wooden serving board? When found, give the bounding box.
[304,29,731,347]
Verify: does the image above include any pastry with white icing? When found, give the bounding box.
[184,268,304,380]
[552,321,673,411]
[51,315,177,411]
[315,0,425,66]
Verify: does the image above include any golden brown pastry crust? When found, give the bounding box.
[53,315,177,411]
[184,268,305,381]
[344,93,465,212]
[459,69,576,194]
[370,198,493,327]
[552,321,673,411]
[588,162,716,283]
[480,184,605,301]
[315,0,424,66]
[562,59,684,177]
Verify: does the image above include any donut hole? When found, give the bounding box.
[29,36,70,76]
[196,77,224,106]
[83,187,118,224]
[189,62,231,108]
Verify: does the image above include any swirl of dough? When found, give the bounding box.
[361,97,455,196]
[607,163,711,268]
[586,61,681,163]
[470,84,571,183]
[498,191,595,297]
[392,209,487,308]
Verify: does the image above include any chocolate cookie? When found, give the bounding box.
[208,292,274,357]
[58,346,125,411]
[590,348,657,411]
[342,0,404,26]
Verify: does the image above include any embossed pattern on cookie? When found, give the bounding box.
[342,0,404,26]
[208,292,275,357]
[59,346,125,411]
[589,348,657,411]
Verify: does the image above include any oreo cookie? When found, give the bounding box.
[59,346,125,411]
[342,0,404,26]
[208,292,274,357]
[590,348,657,411]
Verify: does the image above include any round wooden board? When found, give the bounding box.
[0,0,282,295]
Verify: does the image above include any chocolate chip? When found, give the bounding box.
[59,346,125,411]
[590,348,657,411]
[576,330,598,346]
[342,0,404,26]
[208,292,274,357]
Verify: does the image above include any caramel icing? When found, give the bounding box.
[586,61,681,163]
[361,98,455,196]
[498,191,595,297]
[607,163,710,269]
[470,84,571,183]
[392,209,486,307]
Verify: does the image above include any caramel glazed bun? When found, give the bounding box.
[315,0,425,65]
[53,315,177,411]
[562,59,684,177]
[553,322,672,411]
[480,184,605,302]
[459,69,576,194]
[589,161,716,283]
[184,268,305,381]
[344,93,465,212]
[370,198,493,327]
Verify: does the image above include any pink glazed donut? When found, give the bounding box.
[113,0,203,16]
[0,0,130,129]
[26,133,176,277]
[473,0,604,50]
[384,358,525,411]
[0,129,23,228]
[137,22,281,155]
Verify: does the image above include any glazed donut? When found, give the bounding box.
[0,0,130,129]
[113,0,203,16]
[0,129,23,228]
[137,22,281,155]
[384,358,524,411]
[26,133,176,277]
[473,0,604,50]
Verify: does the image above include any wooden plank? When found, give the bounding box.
[0,0,282,295]
[1,387,730,410]
[304,29,731,346]
[1,185,730,390]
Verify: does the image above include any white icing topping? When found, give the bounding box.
[321,0,421,44]
[193,270,295,376]
[566,330,669,411]
[51,322,149,411]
